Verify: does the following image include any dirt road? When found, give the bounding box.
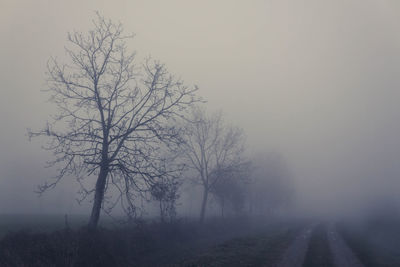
[274,225,315,267]
[274,223,364,267]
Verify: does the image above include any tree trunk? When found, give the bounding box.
[199,187,208,223]
[221,197,225,218]
[160,200,165,223]
[88,165,108,230]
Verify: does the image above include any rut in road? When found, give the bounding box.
[327,223,365,267]
[302,224,334,267]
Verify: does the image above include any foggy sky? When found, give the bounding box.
[1,0,400,217]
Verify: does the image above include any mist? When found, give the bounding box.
[1,1,400,265]
[1,0,399,219]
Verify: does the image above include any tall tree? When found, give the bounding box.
[181,108,246,223]
[29,14,198,230]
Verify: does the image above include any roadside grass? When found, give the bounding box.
[179,225,301,267]
[0,214,88,238]
[338,219,400,267]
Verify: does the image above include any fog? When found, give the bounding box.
[1,0,400,221]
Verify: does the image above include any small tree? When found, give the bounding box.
[181,108,246,223]
[150,174,180,223]
[29,13,198,230]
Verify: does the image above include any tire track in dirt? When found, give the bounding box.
[327,223,365,267]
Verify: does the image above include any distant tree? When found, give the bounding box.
[28,13,198,230]
[247,153,293,216]
[210,168,249,217]
[180,108,246,223]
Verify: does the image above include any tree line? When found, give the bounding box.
[29,14,292,230]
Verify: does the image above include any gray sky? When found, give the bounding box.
[1,0,400,216]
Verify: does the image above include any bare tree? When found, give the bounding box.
[28,13,198,230]
[181,108,246,223]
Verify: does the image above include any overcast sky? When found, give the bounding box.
[1,0,400,216]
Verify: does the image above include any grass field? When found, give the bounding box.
[0,214,88,237]
[0,214,303,266]
[338,219,400,267]
[180,224,300,267]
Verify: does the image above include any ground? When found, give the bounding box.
[0,214,398,266]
